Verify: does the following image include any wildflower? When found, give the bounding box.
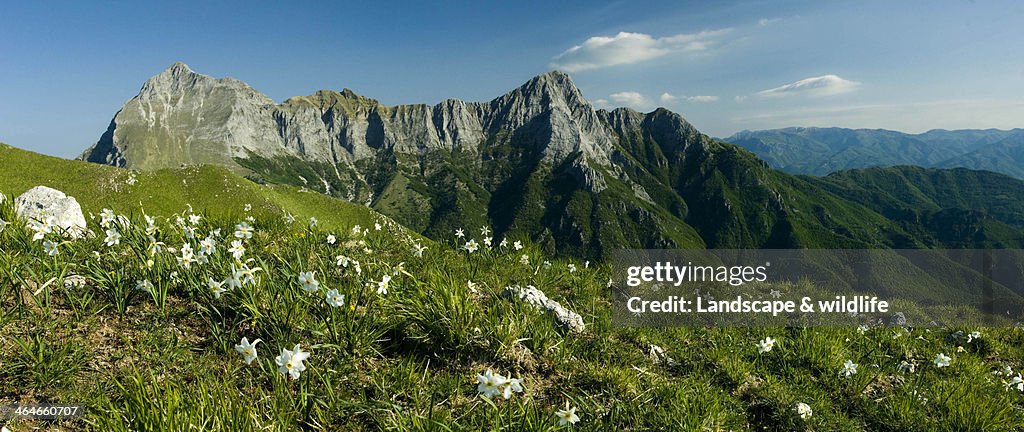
[375,222,382,231]
[136,279,154,294]
[1006,374,1024,392]
[99,208,116,228]
[555,402,580,426]
[770,289,781,298]
[468,280,478,293]
[177,243,195,268]
[234,222,254,239]
[499,238,508,248]
[188,214,201,225]
[42,240,59,256]
[898,360,916,373]
[484,237,492,247]
[513,240,523,251]
[325,289,345,307]
[0,218,8,233]
[298,271,319,292]
[336,255,351,267]
[126,175,137,185]
[224,272,242,291]
[234,337,261,365]
[353,261,362,274]
[476,369,505,399]
[327,234,336,245]
[208,278,226,298]
[567,263,577,273]
[377,275,392,295]
[455,228,465,238]
[29,216,55,241]
[842,359,859,377]
[309,217,318,227]
[1002,365,1014,376]
[967,331,981,343]
[543,260,552,269]
[857,325,869,334]
[284,213,295,224]
[480,226,490,236]
[182,225,196,239]
[464,239,479,253]
[199,236,217,256]
[275,344,310,379]
[244,203,252,212]
[228,240,246,260]
[934,353,952,368]
[104,228,121,246]
[412,243,427,257]
[756,336,775,353]
[794,402,812,419]
[520,254,530,265]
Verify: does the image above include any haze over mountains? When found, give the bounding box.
[78,63,1024,257]
[724,127,1024,178]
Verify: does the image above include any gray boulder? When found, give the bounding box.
[502,284,585,335]
[14,186,88,238]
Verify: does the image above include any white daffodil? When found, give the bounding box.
[898,360,916,373]
[484,237,492,247]
[756,336,775,353]
[42,240,59,256]
[30,217,54,241]
[228,240,245,260]
[208,278,226,298]
[234,337,261,365]
[373,222,381,231]
[499,238,508,248]
[325,289,345,307]
[567,263,577,273]
[234,222,254,239]
[275,344,310,380]
[336,255,351,267]
[842,359,859,377]
[188,214,201,225]
[468,280,478,293]
[412,243,427,257]
[513,240,523,251]
[520,254,530,265]
[464,239,479,253]
[177,243,195,268]
[309,217,318,227]
[244,203,252,212]
[770,289,782,299]
[795,402,812,419]
[298,271,319,292]
[934,353,952,368]
[555,402,580,426]
[284,213,296,224]
[353,262,362,274]
[476,369,506,399]
[502,377,524,399]
[1006,374,1023,392]
[967,331,981,343]
[136,279,154,294]
[325,234,336,245]
[104,228,121,247]
[99,208,116,228]
[144,215,158,236]
[0,218,8,233]
[543,260,552,269]
[480,226,490,236]
[199,236,216,256]
[455,228,465,238]
[377,275,392,295]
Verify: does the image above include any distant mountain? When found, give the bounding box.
[723,127,1024,178]
[79,63,1024,257]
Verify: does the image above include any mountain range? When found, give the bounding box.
[723,127,1024,178]
[79,63,1024,257]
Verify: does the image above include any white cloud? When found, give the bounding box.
[756,75,860,98]
[551,29,733,72]
[592,98,610,109]
[685,95,719,103]
[758,17,782,26]
[659,92,678,103]
[609,91,651,109]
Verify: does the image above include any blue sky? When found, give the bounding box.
[2,0,1022,157]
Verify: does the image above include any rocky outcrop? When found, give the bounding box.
[502,284,585,335]
[14,186,87,238]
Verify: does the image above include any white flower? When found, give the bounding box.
[309,217,318,227]
[484,237,493,247]
[177,243,195,268]
[373,222,381,231]
[543,260,552,269]
[795,402,812,419]
[275,344,310,380]
[30,216,55,241]
[199,236,217,256]
[898,360,916,373]
[298,271,319,292]
[756,336,775,353]
[520,254,530,265]
[104,228,121,247]
[283,213,295,224]
[208,278,226,298]
[468,280,478,293]
[1006,374,1023,392]
[188,214,201,225]
[934,353,951,368]
[967,331,981,343]
[412,243,427,257]
[770,289,781,299]
[327,234,336,245]
[1002,365,1014,376]
[499,238,508,248]
[455,228,465,238]
[244,203,252,212]
[99,208,116,228]
[476,369,505,399]
[567,263,577,273]
[0,218,8,233]
[513,240,523,251]
[325,289,345,307]
[464,239,479,253]
[234,337,261,364]
[234,222,254,239]
[136,279,154,294]
[228,240,246,260]
[857,325,869,335]
[480,226,490,236]
[377,275,392,295]
[42,240,59,256]
[336,255,351,267]
[555,402,580,425]
[842,359,859,376]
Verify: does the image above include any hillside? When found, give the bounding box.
[724,127,1024,178]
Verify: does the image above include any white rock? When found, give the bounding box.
[502,284,585,335]
[14,186,88,238]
